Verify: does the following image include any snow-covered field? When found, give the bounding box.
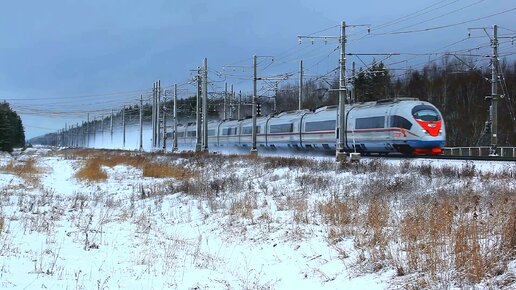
[0,147,514,289]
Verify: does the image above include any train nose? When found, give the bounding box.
[415,120,442,137]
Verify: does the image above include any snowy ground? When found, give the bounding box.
[0,147,514,289]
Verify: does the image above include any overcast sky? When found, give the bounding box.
[1,0,514,139]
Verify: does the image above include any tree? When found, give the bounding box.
[0,102,25,152]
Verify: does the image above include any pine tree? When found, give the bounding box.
[0,101,25,152]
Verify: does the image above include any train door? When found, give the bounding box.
[345,108,356,151]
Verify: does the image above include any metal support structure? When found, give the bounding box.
[92,118,96,145]
[224,82,228,120]
[336,21,347,161]
[173,84,178,152]
[75,123,79,148]
[299,60,303,110]
[490,24,499,155]
[86,113,89,147]
[237,91,242,121]
[157,80,161,148]
[162,96,167,151]
[230,84,234,119]
[152,82,156,148]
[122,105,126,148]
[251,55,258,156]
[202,58,209,152]
[195,67,202,152]
[100,115,104,143]
[139,95,143,151]
[351,62,356,104]
[298,21,370,162]
[110,109,114,145]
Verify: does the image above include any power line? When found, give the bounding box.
[386,0,487,34]
[373,7,516,35]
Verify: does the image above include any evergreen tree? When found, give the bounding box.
[0,102,25,152]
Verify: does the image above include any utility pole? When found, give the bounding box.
[76,123,79,147]
[468,24,511,155]
[238,91,242,121]
[230,84,234,119]
[86,113,89,148]
[110,109,114,145]
[100,114,104,144]
[92,118,96,145]
[162,97,167,151]
[152,82,156,148]
[298,21,368,162]
[337,21,347,162]
[224,82,228,120]
[139,95,143,151]
[202,58,209,152]
[157,80,161,148]
[122,105,126,148]
[351,62,356,104]
[173,84,178,152]
[299,60,303,110]
[490,24,499,156]
[195,67,202,152]
[251,55,258,156]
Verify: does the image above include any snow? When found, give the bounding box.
[0,147,514,289]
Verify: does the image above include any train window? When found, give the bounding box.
[305,120,336,132]
[176,131,184,137]
[187,131,196,137]
[208,129,215,136]
[355,116,385,129]
[390,115,412,130]
[270,123,293,133]
[412,105,441,122]
[223,127,238,135]
[242,126,260,135]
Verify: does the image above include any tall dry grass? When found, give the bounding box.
[142,163,191,179]
[1,158,42,186]
[383,189,514,287]
[73,151,193,182]
[75,158,108,181]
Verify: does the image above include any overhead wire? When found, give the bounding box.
[373,7,516,35]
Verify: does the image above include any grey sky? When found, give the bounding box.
[0,0,514,139]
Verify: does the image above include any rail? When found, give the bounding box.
[444,147,516,158]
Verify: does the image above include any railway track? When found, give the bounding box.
[414,154,516,162]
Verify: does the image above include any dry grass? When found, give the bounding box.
[2,158,39,175]
[1,158,42,186]
[229,193,257,220]
[0,216,4,235]
[319,199,351,226]
[142,163,191,179]
[391,190,515,286]
[75,158,108,181]
[72,150,194,183]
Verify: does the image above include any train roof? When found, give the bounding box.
[351,98,420,108]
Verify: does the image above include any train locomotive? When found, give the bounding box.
[175,98,445,155]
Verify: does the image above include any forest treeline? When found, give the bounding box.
[0,102,25,152]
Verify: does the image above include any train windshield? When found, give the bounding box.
[412,105,441,122]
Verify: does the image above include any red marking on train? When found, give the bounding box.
[415,119,441,136]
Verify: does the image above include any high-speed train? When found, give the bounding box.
[175,98,445,155]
